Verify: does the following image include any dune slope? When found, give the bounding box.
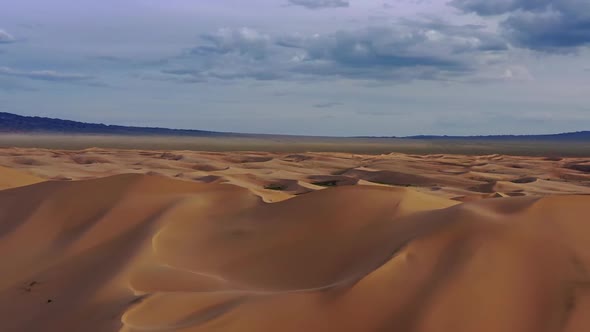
[0,173,589,332]
[0,165,44,190]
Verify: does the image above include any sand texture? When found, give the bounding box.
[1,148,590,332]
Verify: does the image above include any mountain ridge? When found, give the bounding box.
[1,112,589,140]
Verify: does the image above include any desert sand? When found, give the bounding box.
[1,147,590,332]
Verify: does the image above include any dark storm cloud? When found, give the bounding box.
[502,10,590,51]
[451,0,590,51]
[288,0,350,9]
[0,67,94,82]
[163,22,508,83]
[0,30,15,43]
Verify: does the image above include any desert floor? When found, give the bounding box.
[3,134,590,157]
[1,147,590,331]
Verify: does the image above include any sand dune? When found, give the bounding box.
[1,149,590,331]
[2,148,590,201]
[0,165,44,190]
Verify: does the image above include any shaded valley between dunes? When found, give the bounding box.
[1,148,590,331]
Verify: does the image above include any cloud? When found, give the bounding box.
[88,55,170,68]
[91,55,130,63]
[502,9,590,51]
[0,30,16,44]
[288,0,349,9]
[0,67,95,82]
[161,22,510,83]
[449,0,549,16]
[161,67,284,83]
[451,0,590,52]
[191,28,271,59]
[499,65,534,82]
[356,109,398,116]
[161,27,288,83]
[271,91,290,97]
[281,21,508,81]
[314,102,343,108]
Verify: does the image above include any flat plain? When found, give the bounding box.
[2,133,590,156]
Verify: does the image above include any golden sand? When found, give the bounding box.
[1,148,589,331]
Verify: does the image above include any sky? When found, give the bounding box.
[1,0,589,136]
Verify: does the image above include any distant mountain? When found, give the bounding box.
[1,112,589,140]
[0,112,229,137]
[406,132,590,141]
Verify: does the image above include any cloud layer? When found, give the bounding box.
[451,0,590,51]
[0,67,94,82]
[163,20,509,83]
[288,0,350,9]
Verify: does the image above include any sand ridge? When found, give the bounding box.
[1,148,590,202]
[0,148,590,331]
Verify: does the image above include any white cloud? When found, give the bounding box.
[0,67,94,82]
[0,30,15,43]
